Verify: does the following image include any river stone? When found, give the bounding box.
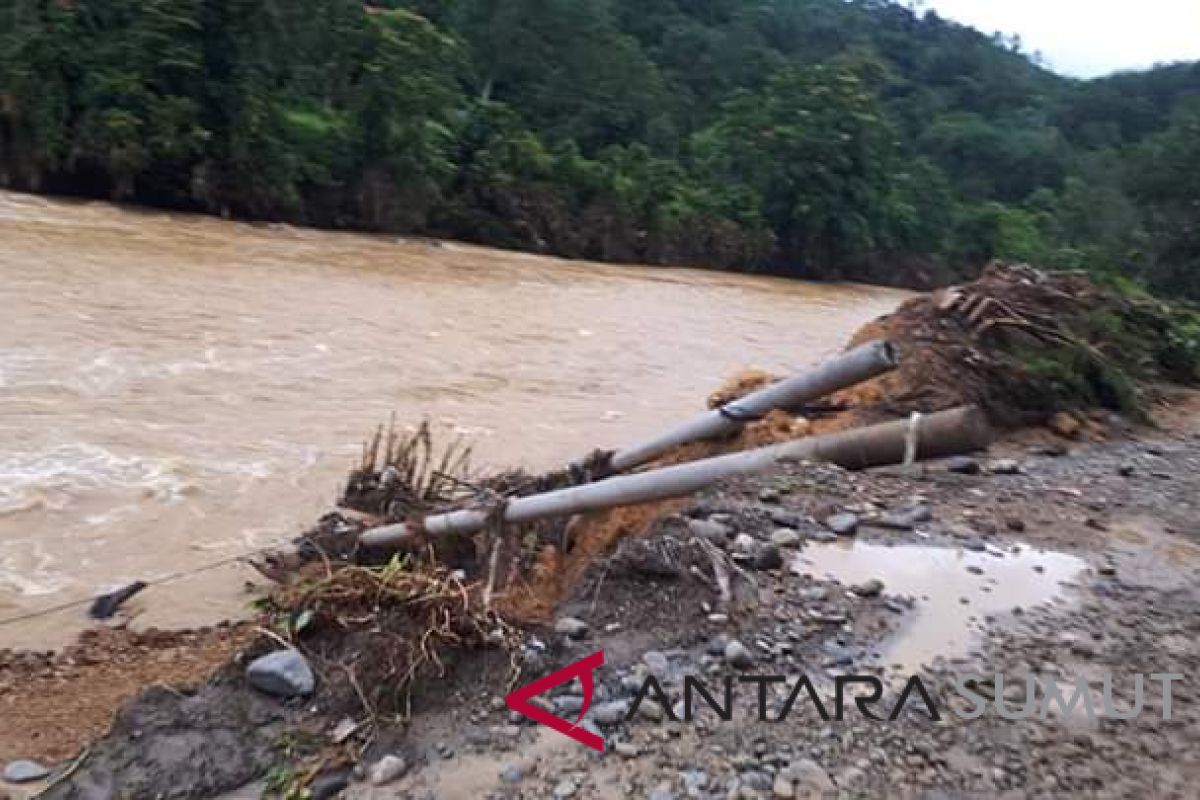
[732,533,758,554]
[945,456,982,475]
[770,528,803,548]
[988,458,1022,475]
[752,544,784,571]
[851,579,884,598]
[687,518,731,543]
[591,700,630,725]
[823,513,859,537]
[642,650,670,677]
[724,639,755,669]
[784,759,835,796]
[3,760,50,783]
[246,648,315,698]
[369,755,409,786]
[554,616,590,639]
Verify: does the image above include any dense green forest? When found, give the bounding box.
[1,0,1197,294]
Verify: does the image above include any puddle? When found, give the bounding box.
[790,540,1086,671]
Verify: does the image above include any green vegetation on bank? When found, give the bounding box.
[1,1,1197,295]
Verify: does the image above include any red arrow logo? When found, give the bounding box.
[505,650,605,752]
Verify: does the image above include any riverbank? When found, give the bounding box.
[4,265,1200,798]
[5,392,1200,798]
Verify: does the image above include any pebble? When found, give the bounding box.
[732,534,758,554]
[643,650,670,677]
[878,504,933,530]
[554,616,590,640]
[309,769,351,800]
[591,700,631,725]
[851,579,884,598]
[3,760,50,784]
[500,764,525,783]
[724,639,756,669]
[614,742,641,758]
[553,779,578,799]
[687,518,731,543]
[823,512,859,537]
[770,528,803,548]
[368,755,409,786]
[945,456,982,475]
[246,648,315,698]
[752,544,784,571]
[987,458,1022,475]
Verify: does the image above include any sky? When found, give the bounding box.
[921,0,1200,78]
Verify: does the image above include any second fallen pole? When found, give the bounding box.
[600,340,898,475]
[362,406,989,549]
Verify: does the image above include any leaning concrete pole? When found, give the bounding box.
[362,406,989,549]
[601,340,898,474]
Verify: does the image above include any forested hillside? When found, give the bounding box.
[1,0,1197,294]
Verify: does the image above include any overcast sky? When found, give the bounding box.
[921,0,1200,78]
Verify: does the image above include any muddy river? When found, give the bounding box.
[0,190,908,649]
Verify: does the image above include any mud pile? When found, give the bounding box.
[834,262,1200,428]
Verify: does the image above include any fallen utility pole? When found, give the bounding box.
[597,340,898,475]
[362,405,989,549]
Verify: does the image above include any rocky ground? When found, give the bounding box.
[6,391,1199,799]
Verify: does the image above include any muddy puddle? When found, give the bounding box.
[790,540,1087,671]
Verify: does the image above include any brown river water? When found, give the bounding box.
[0,189,908,649]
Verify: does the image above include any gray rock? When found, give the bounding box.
[3,760,50,784]
[592,700,631,725]
[309,769,351,800]
[876,505,932,530]
[554,616,590,640]
[823,643,854,667]
[642,650,670,677]
[809,529,838,543]
[987,458,1023,475]
[649,790,675,800]
[784,759,835,795]
[770,528,803,548]
[707,633,731,656]
[246,649,315,698]
[500,764,525,783]
[369,755,409,787]
[823,513,859,537]
[851,579,884,598]
[945,456,982,475]
[797,586,829,602]
[724,639,756,669]
[752,544,784,571]
[740,771,774,791]
[614,742,641,758]
[732,533,759,554]
[554,695,585,716]
[687,518,731,543]
[553,779,579,799]
[962,538,987,552]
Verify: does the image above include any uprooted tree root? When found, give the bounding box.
[262,559,521,723]
[831,262,1200,429]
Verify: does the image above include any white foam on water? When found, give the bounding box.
[0,442,199,515]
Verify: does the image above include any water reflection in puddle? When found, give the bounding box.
[790,540,1086,671]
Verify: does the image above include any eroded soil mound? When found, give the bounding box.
[833,262,1200,428]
